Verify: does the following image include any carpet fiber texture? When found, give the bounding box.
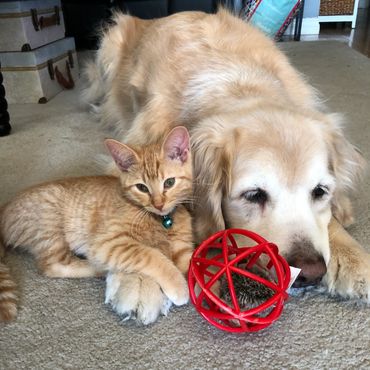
[0,41,369,370]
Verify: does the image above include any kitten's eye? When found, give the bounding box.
[242,188,268,205]
[136,183,149,193]
[312,185,328,200]
[164,177,176,189]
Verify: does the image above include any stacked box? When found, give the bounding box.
[0,0,79,103]
[0,0,66,51]
[1,38,78,104]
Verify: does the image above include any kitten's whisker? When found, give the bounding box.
[186,195,201,201]
[131,212,143,237]
[181,195,201,204]
[135,209,150,235]
[180,199,196,206]
[136,210,149,234]
[192,180,215,186]
[130,208,148,237]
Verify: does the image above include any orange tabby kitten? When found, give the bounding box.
[0,246,17,321]
[0,126,193,323]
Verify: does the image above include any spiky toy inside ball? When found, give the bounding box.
[188,229,291,333]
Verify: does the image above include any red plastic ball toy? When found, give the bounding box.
[188,229,291,333]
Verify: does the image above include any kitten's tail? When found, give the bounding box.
[0,210,18,322]
[0,262,17,322]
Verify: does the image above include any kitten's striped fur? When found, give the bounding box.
[0,239,17,321]
[0,127,193,322]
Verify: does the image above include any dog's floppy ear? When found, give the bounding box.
[191,123,233,242]
[324,113,366,191]
[323,114,366,224]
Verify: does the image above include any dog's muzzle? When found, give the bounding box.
[286,238,327,288]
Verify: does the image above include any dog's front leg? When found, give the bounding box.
[323,218,370,302]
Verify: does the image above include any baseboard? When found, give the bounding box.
[301,17,320,35]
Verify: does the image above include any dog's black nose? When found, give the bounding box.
[287,239,327,288]
[292,258,327,287]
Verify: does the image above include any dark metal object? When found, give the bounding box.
[47,60,55,80]
[31,8,40,31]
[294,0,305,41]
[21,43,32,52]
[68,50,74,68]
[0,63,11,137]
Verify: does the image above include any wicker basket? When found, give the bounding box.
[320,0,355,16]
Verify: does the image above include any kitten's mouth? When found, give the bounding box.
[154,210,170,217]
[150,207,174,217]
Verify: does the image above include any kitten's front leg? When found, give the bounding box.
[168,213,193,274]
[171,241,193,274]
[90,237,189,306]
[105,271,172,325]
[323,218,370,302]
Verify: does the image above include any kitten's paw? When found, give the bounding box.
[323,248,370,303]
[105,272,172,325]
[162,274,189,306]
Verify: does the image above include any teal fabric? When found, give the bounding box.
[249,0,299,37]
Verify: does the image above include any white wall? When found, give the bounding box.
[303,0,320,18]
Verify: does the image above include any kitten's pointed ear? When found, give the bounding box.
[104,139,139,172]
[162,126,190,163]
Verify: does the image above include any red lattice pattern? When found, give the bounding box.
[188,229,291,333]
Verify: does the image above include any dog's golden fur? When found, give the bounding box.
[83,9,370,305]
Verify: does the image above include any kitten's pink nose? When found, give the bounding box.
[154,203,164,211]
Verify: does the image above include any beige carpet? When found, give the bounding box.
[0,41,370,370]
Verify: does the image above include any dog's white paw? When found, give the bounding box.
[323,248,370,303]
[105,272,172,325]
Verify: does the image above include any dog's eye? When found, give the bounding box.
[136,183,149,193]
[312,185,328,200]
[243,188,268,205]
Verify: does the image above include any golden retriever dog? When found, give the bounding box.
[83,9,370,324]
